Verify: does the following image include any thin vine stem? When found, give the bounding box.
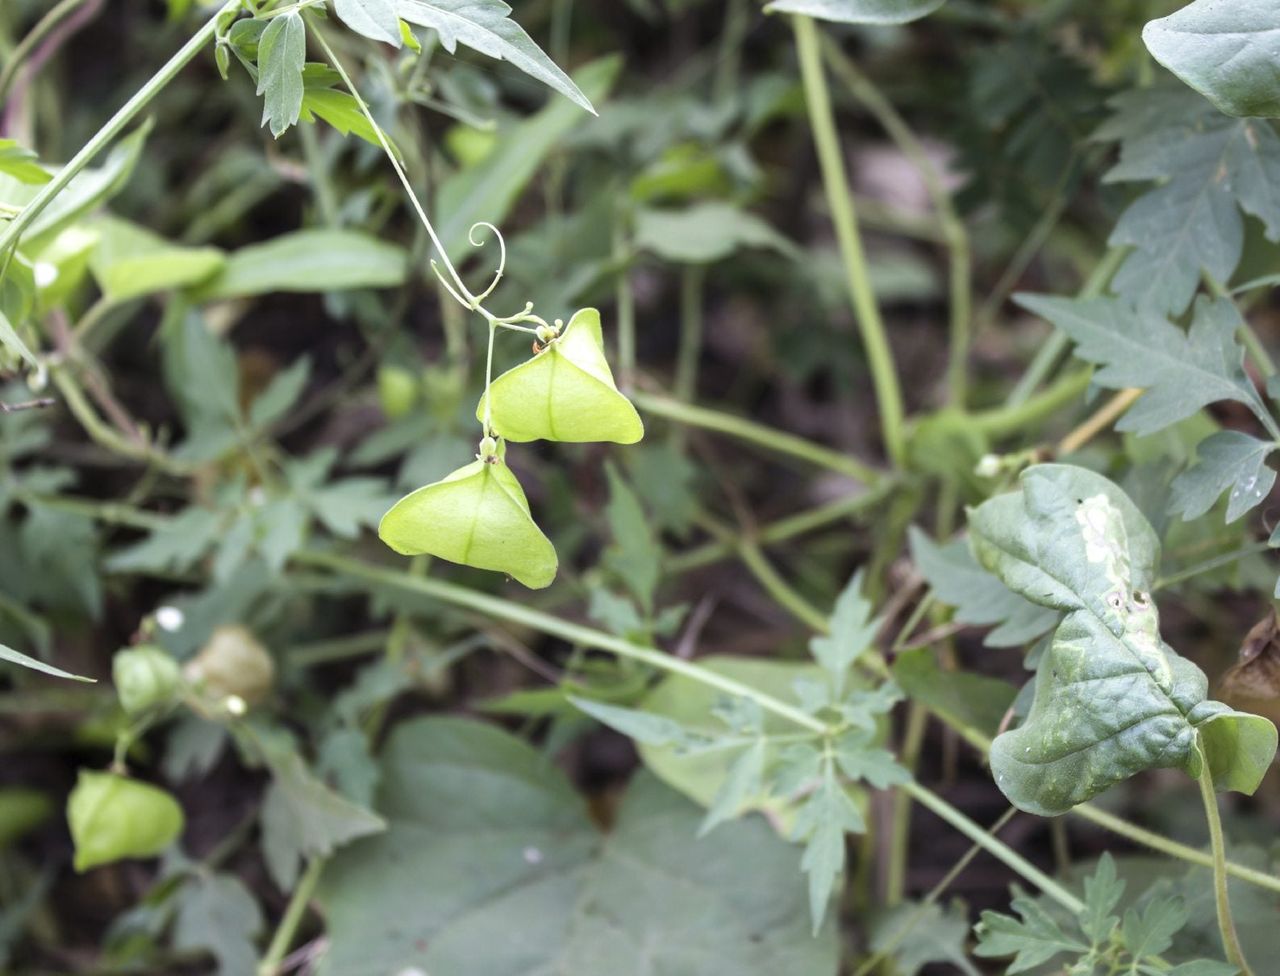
[257,856,326,976]
[0,0,240,261]
[1197,748,1253,976]
[0,0,93,104]
[791,15,906,468]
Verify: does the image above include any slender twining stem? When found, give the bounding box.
[970,368,1092,440]
[1154,540,1273,590]
[1197,750,1254,976]
[613,208,636,390]
[632,391,882,483]
[820,38,971,409]
[791,15,906,468]
[0,0,93,104]
[0,0,240,261]
[257,856,326,976]
[674,264,706,404]
[1055,388,1143,456]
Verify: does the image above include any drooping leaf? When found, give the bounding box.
[1144,1,1280,118]
[1170,430,1278,524]
[434,56,619,256]
[396,0,594,113]
[193,230,407,300]
[260,750,386,891]
[0,140,50,185]
[1017,294,1271,436]
[764,0,946,25]
[477,308,644,445]
[1094,87,1280,314]
[89,217,225,301]
[633,202,800,265]
[378,455,558,589]
[256,12,307,138]
[908,527,1058,648]
[333,0,402,46]
[969,464,1278,816]
[317,718,835,976]
[0,642,93,682]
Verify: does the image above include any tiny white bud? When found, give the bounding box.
[224,694,247,716]
[975,454,1002,478]
[155,606,185,632]
[33,262,58,289]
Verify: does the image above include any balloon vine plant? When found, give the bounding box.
[311,33,644,590]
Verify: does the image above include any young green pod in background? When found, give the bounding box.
[112,645,181,715]
[379,449,557,589]
[66,771,184,872]
[476,308,644,444]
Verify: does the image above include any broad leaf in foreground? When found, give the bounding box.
[317,717,835,976]
[1144,1,1280,118]
[396,0,594,113]
[969,464,1277,815]
[1017,294,1272,437]
[764,0,946,25]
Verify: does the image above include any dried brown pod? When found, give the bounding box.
[1219,609,1280,728]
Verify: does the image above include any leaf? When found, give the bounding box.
[832,728,909,790]
[193,229,407,300]
[569,697,694,746]
[602,462,661,610]
[792,757,862,932]
[378,456,558,589]
[396,0,595,113]
[172,872,263,976]
[633,202,800,264]
[434,56,620,256]
[66,771,184,872]
[809,570,878,695]
[1144,1,1280,118]
[248,355,311,428]
[763,0,946,25]
[256,12,307,138]
[89,217,225,301]
[700,737,767,836]
[333,0,402,46]
[0,309,40,374]
[299,88,384,148]
[969,464,1279,815]
[974,891,1088,973]
[908,527,1058,648]
[317,717,836,976]
[892,647,1016,740]
[260,750,386,891]
[1170,430,1278,524]
[0,642,93,682]
[1094,87,1280,315]
[1122,894,1186,961]
[1017,294,1271,437]
[1080,852,1124,946]
[477,308,644,445]
[0,139,50,184]
[868,900,981,976]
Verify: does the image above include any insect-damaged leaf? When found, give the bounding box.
[968,464,1277,816]
[379,455,557,589]
[477,308,644,445]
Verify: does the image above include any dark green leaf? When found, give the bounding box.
[974,892,1087,973]
[1170,430,1278,523]
[256,12,307,138]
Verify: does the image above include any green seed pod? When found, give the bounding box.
[66,771,184,872]
[476,308,644,445]
[184,625,275,706]
[112,646,181,715]
[377,365,419,419]
[379,456,557,589]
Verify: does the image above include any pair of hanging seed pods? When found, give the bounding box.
[378,309,644,588]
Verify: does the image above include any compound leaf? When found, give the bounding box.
[379,456,558,589]
[477,308,644,445]
[0,642,93,682]
[1170,430,1278,524]
[256,12,307,138]
[1017,294,1270,437]
[809,569,877,695]
[1144,1,1280,118]
[969,464,1278,815]
[974,891,1088,972]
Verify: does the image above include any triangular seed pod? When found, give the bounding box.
[477,308,644,444]
[378,456,558,589]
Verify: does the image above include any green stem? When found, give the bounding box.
[736,538,831,633]
[1197,749,1253,976]
[886,704,927,905]
[902,779,1084,914]
[257,856,326,976]
[0,0,240,259]
[614,209,636,391]
[674,264,706,404]
[792,15,905,467]
[0,0,94,106]
[821,38,971,408]
[970,368,1092,440]
[632,391,882,483]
